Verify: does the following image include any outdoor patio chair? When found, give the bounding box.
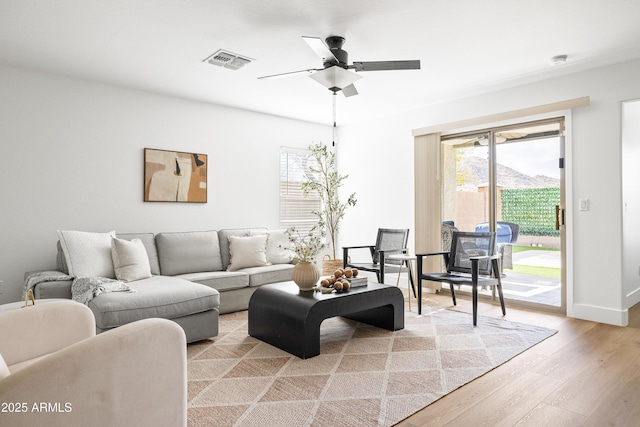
[416,231,506,325]
[497,221,519,271]
[475,221,520,272]
[343,228,415,294]
[499,221,520,242]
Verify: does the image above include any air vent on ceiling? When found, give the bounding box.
[203,49,254,70]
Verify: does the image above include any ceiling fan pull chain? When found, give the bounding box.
[332,92,337,146]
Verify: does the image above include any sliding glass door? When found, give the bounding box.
[441,118,565,312]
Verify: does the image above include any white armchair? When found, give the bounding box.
[0,299,187,427]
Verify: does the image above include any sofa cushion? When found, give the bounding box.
[117,233,161,275]
[156,231,222,276]
[243,264,295,287]
[111,237,152,282]
[250,229,294,264]
[32,278,73,299]
[218,229,250,270]
[176,271,249,292]
[57,230,116,278]
[227,235,270,271]
[88,275,220,330]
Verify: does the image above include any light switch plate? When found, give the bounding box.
[579,199,589,211]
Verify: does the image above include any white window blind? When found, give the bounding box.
[279,147,322,234]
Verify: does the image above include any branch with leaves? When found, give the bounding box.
[302,143,357,259]
[282,227,326,263]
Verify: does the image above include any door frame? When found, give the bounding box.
[414,105,579,316]
[442,117,566,313]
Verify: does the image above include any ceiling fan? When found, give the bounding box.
[258,35,421,97]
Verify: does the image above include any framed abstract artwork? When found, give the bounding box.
[144,148,207,203]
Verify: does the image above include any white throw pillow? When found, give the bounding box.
[111,237,152,282]
[57,230,116,278]
[250,229,294,264]
[227,234,270,271]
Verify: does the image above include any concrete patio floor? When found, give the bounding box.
[478,248,562,307]
[507,249,561,304]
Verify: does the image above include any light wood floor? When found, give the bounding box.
[395,292,640,427]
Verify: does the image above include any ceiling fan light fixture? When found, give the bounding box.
[309,66,362,92]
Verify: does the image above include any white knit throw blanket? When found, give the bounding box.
[71,276,135,305]
[24,271,135,305]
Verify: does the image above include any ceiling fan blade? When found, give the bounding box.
[351,60,421,72]
[302,36,338,63]
[342,83,358,97]
[257,68,320,80]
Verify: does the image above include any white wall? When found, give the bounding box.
[337,58,640,326]
[0,65,330,304]
[622,99,640,309]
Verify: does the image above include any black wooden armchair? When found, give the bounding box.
[416,231,505,325]
[343,228,414,293]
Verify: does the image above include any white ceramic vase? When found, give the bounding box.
[292,261,320,291]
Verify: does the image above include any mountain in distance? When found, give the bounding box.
[459,156,560,190]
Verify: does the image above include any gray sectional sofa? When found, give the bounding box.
[28,228,294,343]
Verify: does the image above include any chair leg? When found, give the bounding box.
[417,279,423,315]
[416,256,423,315]
[449,283,457,306]
[472,283,478,326]
[472,258,480,326]
[493,259,506,316]
[497,284,506,315]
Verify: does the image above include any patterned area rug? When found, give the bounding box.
[187,308,556,427]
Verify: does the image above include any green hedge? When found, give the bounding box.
[501,188,560,237]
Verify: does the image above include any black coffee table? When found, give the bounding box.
[248,281,404,359]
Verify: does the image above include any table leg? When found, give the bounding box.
[406,260,413,311]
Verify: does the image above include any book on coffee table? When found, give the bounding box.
[347,277,367,288]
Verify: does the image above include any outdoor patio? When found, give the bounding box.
[498,248,561,306]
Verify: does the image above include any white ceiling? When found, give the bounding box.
[2,0,640,125]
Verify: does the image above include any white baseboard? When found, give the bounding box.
[626,286,640,307]
[571,303,629,327]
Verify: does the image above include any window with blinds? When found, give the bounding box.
[279,147,322,234]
